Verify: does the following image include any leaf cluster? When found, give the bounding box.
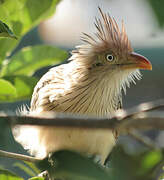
[0,0,68,102]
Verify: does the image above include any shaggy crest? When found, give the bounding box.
[71,7,132,58]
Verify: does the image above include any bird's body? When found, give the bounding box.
[13,8,152,164]
[28,60,120,163]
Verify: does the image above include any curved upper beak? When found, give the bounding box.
[129,52,152,70]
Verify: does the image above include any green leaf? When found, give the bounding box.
[37,150,110,180]
[0,20,17,39]
[2,45,68,76]
[0,0,60,64]
[147,0,164,28]
[0,168,23,180]
[108,146,164,180]
[14,162,36,177]
[0,78,17,101]
[4,75,38,100]
[141,151,162,173]
[158,173,164,180]
[24,161,41,175]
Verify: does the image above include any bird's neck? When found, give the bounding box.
[56,57,141,118]
[62,61,123,118]
[81,75,122,118]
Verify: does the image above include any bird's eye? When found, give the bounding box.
[106,54,114,62]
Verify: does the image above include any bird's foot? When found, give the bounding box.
[38,170,51,180]
[88,154,102,165]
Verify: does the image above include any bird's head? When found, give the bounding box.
[70,7,152,80]
[69,7,152,105]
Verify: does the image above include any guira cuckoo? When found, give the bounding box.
[13,8,152,164]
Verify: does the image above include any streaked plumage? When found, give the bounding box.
[13,7,152,164]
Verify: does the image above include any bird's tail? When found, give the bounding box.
[15,104,30,116]
[12,105,47,158]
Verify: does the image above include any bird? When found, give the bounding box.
[13,7,152,165]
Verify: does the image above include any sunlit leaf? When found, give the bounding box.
[0,78,17,101]
[0,0,60,64]
[0,168,23,180]
[2,45,68,76]
[141,151,162,173]
[0,20,17,39]
[4,75,38,100]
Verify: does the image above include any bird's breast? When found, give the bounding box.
[52,75,119,118]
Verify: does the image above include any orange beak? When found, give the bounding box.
[130,52,152,70]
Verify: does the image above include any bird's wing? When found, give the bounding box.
[30,65,65,112]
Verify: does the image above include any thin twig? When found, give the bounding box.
[128,130,159,150]
[115,99,164,120]
[0,150,41,163]
[116,111,164,133]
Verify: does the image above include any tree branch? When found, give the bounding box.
[0,99,164,133]
[0,99,163,162]
[0,150,41,163]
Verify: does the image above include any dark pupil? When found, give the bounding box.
[108,55,113,60]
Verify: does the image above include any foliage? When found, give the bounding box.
[37,150,111,180]
[0,168,23,180]
[0,0,60,63]
[1,45,67,76]
[1,147,163,180]
[147,0,164,28]
[0,20,17,39]
[0,45,68,101]
[0,0,67,102]
[109,146,164,180]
